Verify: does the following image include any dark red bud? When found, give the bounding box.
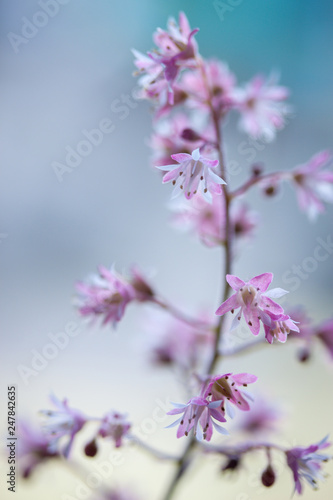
[252,164,263,176]
[261,464,275,487]
[264,186,276,196]
[180,128,202,142]
[84,439,98,457]
[298,348,311,363]
[222,456,240,472]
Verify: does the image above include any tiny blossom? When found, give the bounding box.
[286,436,331,494]
[263,312,299,344]
[40,395,88,458]
[149,113,208,167]
[167,397,228,441]
[316,318,333,360]
[18,422,58,478]
[180,59,236,115]
[157,148,225,201]
[98,411,131,448]
[203,373,258,417]
[75,266,153,327]
[232,74,289,141]
[133,12,199,106]
[215,273,290,335]
[144,309,213,368]
[291,150,333,220]
[171,194,258,247]
[235,398,281,436]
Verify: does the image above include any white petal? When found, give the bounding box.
[191,148,200,161]
[212,421,229,435]
[225,400,236,419]
[165,417,183,429]
[264,288,289,299]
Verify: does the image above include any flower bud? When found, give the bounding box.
[180,128,202,142]
[84,439,98,457]
[261,464,275,487]
[222,456,240,472]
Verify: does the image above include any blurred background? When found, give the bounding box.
[1,0,333,499]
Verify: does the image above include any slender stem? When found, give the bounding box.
[152,297,212,331]
[128,434,179,461]
[230,171,287,199]
[162,61,233,500]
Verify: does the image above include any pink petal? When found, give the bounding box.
[226,274,246,290]
[215,294,240,316]
[249,273,273,292]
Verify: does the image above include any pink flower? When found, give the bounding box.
[203,373,258,416]
[235,398,281,436]
[149,113,209,167]
[75,266,153,327]
[145,309,213,369]
[40,395,88,458]
[233,74,289,141]
[157,148,225,201]
[167,397,228,441]
[263,312,299,344]
[291,150,333,220]
[215,273,289,335]
[133,12,199,106]
[171,195,258,247]
[286,436,331,494]
[181,59,236,115]
[18,422,58,478]
[316,318,333,360]
[98,411,131,448]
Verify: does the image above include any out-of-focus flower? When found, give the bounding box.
[18,422,58,478]
[149,113,208,167]
[40,395,88,458]
[145,309,213,369]
[291,150,333,220]
[98,411,131,448]
[263,313,299,344]
[75,266,154,327]
[167,397,228,441]
[180,59,236,115]
[235,398,281,436]
[94,489,140,500]
[133,12,199,106]
[232,74,289,141]
[157,148,225,201]
[171,195,258,247]
[215,273,290,336]
[286,436,331,494]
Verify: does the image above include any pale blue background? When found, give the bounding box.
[1,1,333,499]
